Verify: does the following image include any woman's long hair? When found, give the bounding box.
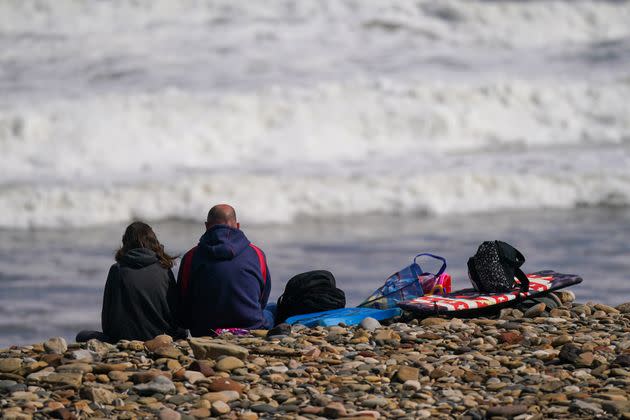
[115,222,177,269]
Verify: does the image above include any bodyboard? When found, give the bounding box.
[398,270,582,316]
[285,307,402,327]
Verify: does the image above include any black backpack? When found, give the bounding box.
[276,270,345,323]
[467,241,529,293]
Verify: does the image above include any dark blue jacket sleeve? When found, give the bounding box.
[176,249,196,329]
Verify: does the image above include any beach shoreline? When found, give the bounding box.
[1,296,629,419]
[3,207,630,349]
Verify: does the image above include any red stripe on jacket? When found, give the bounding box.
[180,246,198,297]
[249,243,267,285]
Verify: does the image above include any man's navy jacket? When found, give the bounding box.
[176,224,271,336]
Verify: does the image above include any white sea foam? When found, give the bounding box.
[1,146,629,228]
[2,0,629,47]
[1,79,629,228]
[0,0,629,228]
[2,80,629,178]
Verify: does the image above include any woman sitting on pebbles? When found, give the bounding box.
[76,222,186,343]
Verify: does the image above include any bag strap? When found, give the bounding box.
[496,241,525,267]
[413,253,447,276]
[495,241,529,293]
[515,268,530,294]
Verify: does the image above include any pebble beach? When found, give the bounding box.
[1,293,629,419]
[2,3,629,419]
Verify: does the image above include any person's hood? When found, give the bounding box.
[119,248,159,268]
[199,225,250,260]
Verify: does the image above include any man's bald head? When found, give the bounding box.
[206,204,239,229]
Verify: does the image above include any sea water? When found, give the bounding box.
[1,0,629,347]
[2,208,630,348]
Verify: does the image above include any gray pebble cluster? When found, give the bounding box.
[1,295,629,419]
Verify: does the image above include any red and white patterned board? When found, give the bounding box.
[398,271,582,315]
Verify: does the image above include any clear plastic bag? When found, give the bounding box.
[359,253,451,310]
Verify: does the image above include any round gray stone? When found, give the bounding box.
[360,317,381,332]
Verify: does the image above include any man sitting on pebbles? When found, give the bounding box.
[176,204,274,336]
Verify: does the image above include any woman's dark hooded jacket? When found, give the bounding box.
[102,248,184,341]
